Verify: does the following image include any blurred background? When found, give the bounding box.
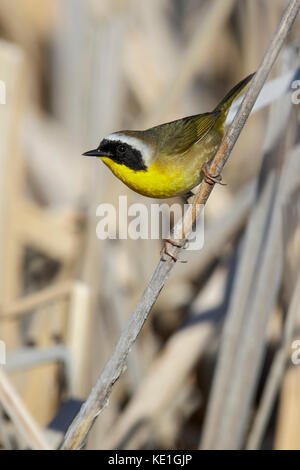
[0,0,300,450]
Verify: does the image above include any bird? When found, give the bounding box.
[83,73,254,200]
[83,73,254,261]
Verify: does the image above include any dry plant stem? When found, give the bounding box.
[214,142,300,449]
[246,271,300,449]
[0,281,72,320]
[60,0,299,450]
[0,369,51,450]
[200,42,300,449]
[148,0,236,125]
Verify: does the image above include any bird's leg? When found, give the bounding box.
[201,162,226,186]
[164,194,194,261]
[161,238,188,263]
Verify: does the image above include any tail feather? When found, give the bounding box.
[214,73,255,131]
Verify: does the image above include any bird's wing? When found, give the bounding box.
[155,111,220,156]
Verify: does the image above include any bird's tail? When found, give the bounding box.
[214,72,255,132]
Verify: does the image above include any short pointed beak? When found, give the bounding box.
[82,148,111,157]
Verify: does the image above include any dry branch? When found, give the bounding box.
[97,182,254,448]
[0,281,72,320]
[275,360,300,449]
[247,268,300,449]
[200,40,300,450]
[147,0,237,125]
[0,369,51,450]
[99,266,228,449]
[60,0,300,450]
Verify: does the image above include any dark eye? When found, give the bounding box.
[118,144,126,153]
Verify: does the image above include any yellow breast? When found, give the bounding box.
[101,157,187,198]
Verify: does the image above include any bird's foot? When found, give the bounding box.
[201,162,226,186]
[161,238,188,263]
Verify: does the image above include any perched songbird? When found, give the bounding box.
[83,73,254,199]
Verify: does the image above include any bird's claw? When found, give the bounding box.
[201,162,226,186]
[161,238,188,263]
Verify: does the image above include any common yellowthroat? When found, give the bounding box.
[83,74,254,199]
